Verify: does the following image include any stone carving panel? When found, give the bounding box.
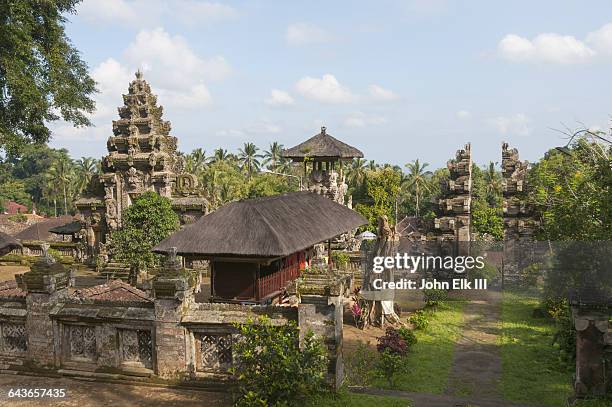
[68,325,97,361]
[196,333,232,372]
[120,329,153,369]
[0,322,27,353]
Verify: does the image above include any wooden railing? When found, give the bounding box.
[258,264,300,301]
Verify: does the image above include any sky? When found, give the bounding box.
[49,0,612,168]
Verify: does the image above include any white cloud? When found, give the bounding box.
[78,0,237,27]
[487,113,531,136]
[368,85,398,101]
[286,23,331,46]
[265,89,295,106]
[456,110,471,120]
[216,120,281,138]
[295,74,356,104]
[586,23,612,56]
[498,33,595,64]
[126,28,231,89]
[343,112,387,128]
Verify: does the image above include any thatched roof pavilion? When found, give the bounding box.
[0,231,22,256]
[154,191,366,304]
[49,220,83,236]
[154,191,366,258]
[14,216,74,242]
[281,126,363,162]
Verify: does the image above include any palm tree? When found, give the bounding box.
[367,160,378,171]
[75,157,98,193]
[42,177,59,217]
[238,142,261,179]
[185,148,208,175]
[212,148,230,163]
[404,159,432,217]
[48,155,74,215]
[262,142,284,171]
[483,161,502,205]
[347,158,367,190]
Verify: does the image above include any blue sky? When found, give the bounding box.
[50,0,612,168]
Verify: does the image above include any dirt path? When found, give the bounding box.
[445,290,503,400]
[0,374,231,407]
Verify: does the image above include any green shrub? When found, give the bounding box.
[331,251,350,269]
[397,327,417,348]
[469,261,499,283]
[232,316,328,406]
[7,213,27,223]
[423,288,447,307]
[344,341,377,386]
[518,263,543,288]
[376,349,404,387]
[408,310,429,330]
[549,299,576,364]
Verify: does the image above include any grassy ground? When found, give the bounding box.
[499,290,573,406]
[372,300,466,394]
[307,390,410,406]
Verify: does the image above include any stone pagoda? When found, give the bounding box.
[434,143,472,242]
[75,71,207,259]
[281,126,363,207]
[501,142,538,240]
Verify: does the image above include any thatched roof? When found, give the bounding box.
[14,215,74,241]
[282,127,364,161]
[153,191,367,258]
[0,231,22,256]
[49,220,83,235]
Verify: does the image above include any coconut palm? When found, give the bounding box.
[238,142,261,179]
[212,148,230,163]
[483,161,502,205]
[185,148,208,175]
[347,158,367,190]
[404,159,432,217]
[262,142,285,171]
[75,157,98,193]
[48,156,74,215]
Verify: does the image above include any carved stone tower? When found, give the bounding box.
[75,71,207,256]
[434,143,472,242]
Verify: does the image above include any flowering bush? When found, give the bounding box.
[376,327,407,356]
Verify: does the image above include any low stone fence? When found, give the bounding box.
[0,253,345,390]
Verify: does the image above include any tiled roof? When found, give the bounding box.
[0,280,26,298]
[73,280,151,303]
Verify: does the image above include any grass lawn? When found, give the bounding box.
[499,290,573,406]
[372,300,466,394]
[307,390,410,406]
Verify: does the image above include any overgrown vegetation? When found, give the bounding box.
[231,316,328,406]
[110,192,179,283]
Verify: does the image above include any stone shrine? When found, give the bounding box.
[75,71,207,258]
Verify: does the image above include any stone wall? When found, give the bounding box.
[0,253,344,389]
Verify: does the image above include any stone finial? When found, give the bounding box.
[40,242,55,264]
[164,247,182,272]
[135,69,143,80]
[321,126,326,135]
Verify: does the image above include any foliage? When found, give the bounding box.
[397,327,418,348]
[528,140,612,241]
[468,260,499,283]
[331,251,350,269]
[305,390,410,407]
[376,349,405,388]
[0,179,30,208]
[470,199,503,240]
[423,288,447,308]
[0,0,96,155]
[408,310,429,330]
[231,316,328,406]
[200,160,250,209]
[344,341,378,386]
[247,173,293,198]
[550,300,576,364]
[7,213,27,223]
[518,263,543,288]
[355,167,401,230]
[110,192,179,278]
[403,159,432,217]
[376,327,408,355]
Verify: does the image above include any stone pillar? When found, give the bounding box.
[152,249,194,379]
[297,275,346,389]
[572,304,611,398]
[21,245,70,368]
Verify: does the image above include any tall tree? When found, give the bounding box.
[262,141,284,171]
[185,148,208,175]
[403,159,431,217]
[212,148,229,162]
[238,142,261,179]
[483,161,502,206]
[0,0,96,154]
[75,156,98,194]
[48,154,73,215]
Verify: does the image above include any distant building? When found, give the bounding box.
[4,201,28,215]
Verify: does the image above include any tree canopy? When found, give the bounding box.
[0,0,96,155]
